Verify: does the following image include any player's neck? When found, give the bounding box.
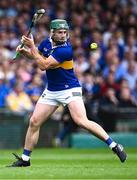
[49,37,66,48]
[52,41,66,48]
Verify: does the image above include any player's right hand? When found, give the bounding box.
[16,44,31,57]
[16,44,24,52]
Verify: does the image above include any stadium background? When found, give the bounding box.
[0,0,137,149]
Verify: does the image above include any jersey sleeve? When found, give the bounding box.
[51,46,73,63]
[38,39,50,57]
[38,41,44,53]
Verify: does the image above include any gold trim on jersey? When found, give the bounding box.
[54,60,74,69]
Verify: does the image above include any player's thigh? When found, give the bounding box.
[30,103,58,126]
[68,99,87,124]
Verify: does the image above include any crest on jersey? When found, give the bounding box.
[43,47,48,52]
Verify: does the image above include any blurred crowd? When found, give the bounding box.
[0,0,137,117]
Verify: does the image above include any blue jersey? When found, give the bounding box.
[38,37,81,91]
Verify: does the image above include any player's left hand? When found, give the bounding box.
[21,35,35,49]
[21,34,39,59]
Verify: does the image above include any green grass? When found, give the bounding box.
[0,148,137,179]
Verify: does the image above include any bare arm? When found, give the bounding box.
[17,35,60,70]
[31,48,60,70]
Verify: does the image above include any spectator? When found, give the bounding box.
[100,71,120,96]
[100,88,118,106]
[86,50,101,76]
[25,74,44,105]
[6,82,33,114]
[74,52,89,73]
[122,60,137,90]
[116,50,136,80]
[82,72,94,99]
[124,34,137,56]
[117,86,137,107]
[131,80,137,102]
[0,76,9,108]
[103,56,120,80]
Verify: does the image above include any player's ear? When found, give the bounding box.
[66,30,69,39]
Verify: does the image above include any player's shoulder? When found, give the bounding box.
[39,37,51,46]
[38,37,51,53]
[51,41,73,61]
[55,40,72,52]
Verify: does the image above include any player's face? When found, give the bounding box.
[52,29,68,44]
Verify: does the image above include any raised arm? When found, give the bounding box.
[17,35,60,71]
